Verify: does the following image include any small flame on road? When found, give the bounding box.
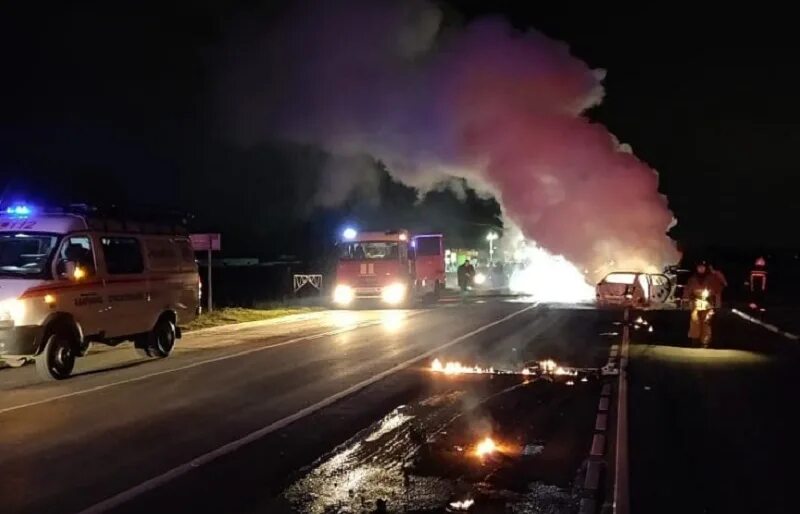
[449,498,475,510]
[474,436,497,457]
[430,358,580,377]
[540,358,557,373]
[539,359,577,376]
[430,359,494,375]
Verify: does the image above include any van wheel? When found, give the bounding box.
[134,338,153,358]
[35,327,77,381]
[78,341,93,357]
[147,319,176,358]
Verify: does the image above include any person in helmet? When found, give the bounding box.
[683,260,725,347]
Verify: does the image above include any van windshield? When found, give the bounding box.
[0,232,58,277]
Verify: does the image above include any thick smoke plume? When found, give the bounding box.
[222,0,679,276]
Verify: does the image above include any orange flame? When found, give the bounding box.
[474,436,498,457]
[430,359,494,375]
[430,358,579,377]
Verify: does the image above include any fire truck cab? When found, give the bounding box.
[332,229,444,307]
[0,204,200,380]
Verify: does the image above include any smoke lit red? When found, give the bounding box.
[225,0,679,274]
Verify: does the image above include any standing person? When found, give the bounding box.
[457,259,469,295]
[749,256,768,307]
[683,260,725,347]
[464,258,476,288]
[710,263,728,305]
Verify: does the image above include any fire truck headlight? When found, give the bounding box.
[0,298,25,324]
[382,283,407,305]
[474,272,486,285]
[333,285,354,305]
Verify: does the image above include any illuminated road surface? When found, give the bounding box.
[627,309,800,514]
[0,301,613,514]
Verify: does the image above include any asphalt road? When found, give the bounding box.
[0,300,614,514]
[628,308,800,514]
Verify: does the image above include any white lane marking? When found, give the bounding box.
[0,323,384,416]
[613,307,631,514]
[731,308,800,340]
[78,303,538,514]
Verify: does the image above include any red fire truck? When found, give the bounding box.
[332,228,445,307]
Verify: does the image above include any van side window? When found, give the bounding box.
[57,236,96,278]
[145,238,179,272]
[101,237,144,275]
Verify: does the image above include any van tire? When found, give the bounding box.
[147,318,176,358]
[134,339,153,358]
[35,326,77,381]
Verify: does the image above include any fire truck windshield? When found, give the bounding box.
[339,242,400,261]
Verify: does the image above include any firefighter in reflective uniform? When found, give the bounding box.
[683,261,724,347]
[749,256,768,308]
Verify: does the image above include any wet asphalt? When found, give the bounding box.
[0,301,616,514]
[628,308,800,514]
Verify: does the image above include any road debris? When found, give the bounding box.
[522,443,545,456]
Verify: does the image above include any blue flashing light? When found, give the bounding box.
[5,205,32,216]
[342,227,357,240]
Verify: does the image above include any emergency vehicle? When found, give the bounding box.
[0,204,200,380]
[332,228,445,307]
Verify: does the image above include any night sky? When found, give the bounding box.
[1,2,797,258]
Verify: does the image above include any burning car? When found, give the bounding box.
[595,271,673,308]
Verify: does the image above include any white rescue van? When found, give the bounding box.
[0,205,200,379]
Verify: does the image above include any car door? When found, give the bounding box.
[52,234,106,338]
[99,235,149,338]
[648,274,672,305]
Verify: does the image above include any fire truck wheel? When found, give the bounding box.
[35,326,77,381]
[148,318,176,358]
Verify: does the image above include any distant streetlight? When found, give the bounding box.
[486,231,498,264]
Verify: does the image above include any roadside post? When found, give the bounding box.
[190,233,221,313]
